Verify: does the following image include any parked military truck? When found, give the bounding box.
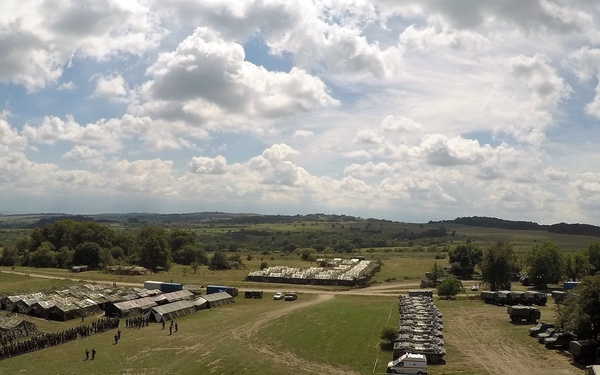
[544,332,576,349]
[570,340,599,365]
[480,291,497,304]
[507,305,540,323]
[586,365,600,375]
[503,291,523,305]
[531,291,547,306]
[552,290,567,304]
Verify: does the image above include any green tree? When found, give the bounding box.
[558,275,600,339]
[480,241,515,291]
[209,251,230,270]
[564,251,592,281]
[260,261,268,270]
[28,242,57,268]
[428,262,444,286]
[56,246,75,268]
[73,242,102,269]
[524,241,564,288]
[379,326,396,350]
[437,275,464,299]
[448,244,482,277]
[137,226,171,270]
[169,229,197,253]
[587,243,600,274]
[0,246,18,267]
[190,261,200,274]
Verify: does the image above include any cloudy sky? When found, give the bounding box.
[1,0,600,224]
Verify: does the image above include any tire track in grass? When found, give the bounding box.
[445,306,578,375]
[233,294,361,375]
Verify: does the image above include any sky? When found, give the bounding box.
[1,0,600,225]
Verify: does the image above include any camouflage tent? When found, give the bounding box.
[203,292,234,308]
[150,300,197,322]
[0,315,38,340]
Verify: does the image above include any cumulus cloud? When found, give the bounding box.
[0,0,164,91]
[94,74,129,99]
[188,155,228,175]
[135,27,338,131]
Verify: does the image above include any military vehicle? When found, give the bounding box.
[570,340,600,365]
[480,291,497,304]
[495,291,509,305]
[507,305,540,323]
[397,326,443,338]
[551,290,567,304]
[531,291,547,306]
[503,291,523,305]
[543,332,576,349]
[537,328,559,343]
[586,365,600,375]
[529,322,554,337]
[393,341,446,364]
[521,291,535,305]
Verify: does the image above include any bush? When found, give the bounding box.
[260,261,268,270]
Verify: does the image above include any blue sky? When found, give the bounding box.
[1,0,600,225]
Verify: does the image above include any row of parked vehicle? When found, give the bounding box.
[480,290,547,306]
[529,322,600,365]
[390,295,446,371]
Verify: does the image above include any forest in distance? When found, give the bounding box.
[2,212,600,236]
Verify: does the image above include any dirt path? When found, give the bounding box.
[444,305,579,375]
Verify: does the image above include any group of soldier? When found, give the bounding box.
[124,316,149,329]
[0,317,119,361]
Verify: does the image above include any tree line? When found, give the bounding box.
[446,241,600,290]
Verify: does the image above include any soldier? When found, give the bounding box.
[175,322,178,333]
[91,348,96,360]
[85,348,89,360]
[117,328,121,340]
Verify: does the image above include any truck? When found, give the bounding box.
[586,365,600,375]
[507,305,540,323]
[480,291,497,304]
[206,285,239,297]
[543,332,576,349]
[570,340,600,365]
[531,291,547,306]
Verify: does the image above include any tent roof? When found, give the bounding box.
[162,289,194,302]
[151,300,195,316]
[0,316,36,330]
[203,292,233,302]
[113,297,157,312]
[191,297,207,307]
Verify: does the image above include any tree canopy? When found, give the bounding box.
[564,251,591,281]
[524,241,563,288]
[437,275,463,299]
[480,241,515,291]
[558,275,600,340]
[448,243,482,277]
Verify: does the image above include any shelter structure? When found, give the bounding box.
[150,300,197,322]
[105,297,157,318]
[203,292,234,308]
[0,315,38,340]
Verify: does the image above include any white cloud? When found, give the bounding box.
[293,130,315,140]
[188,155,228,175]
[0,0,164,91]
[58,81,76,91]
[134,27,338,132]
[94,74,128,99]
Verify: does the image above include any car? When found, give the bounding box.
[273,292,284,300]
[284,292,298,301]
[470,284,479,291]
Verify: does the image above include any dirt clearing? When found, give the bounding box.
[441,303,580,375]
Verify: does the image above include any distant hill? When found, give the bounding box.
[442,216,600,237]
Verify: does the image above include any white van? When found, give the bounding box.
[386,353,428,374]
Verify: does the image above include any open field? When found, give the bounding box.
[0,269,588,375]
